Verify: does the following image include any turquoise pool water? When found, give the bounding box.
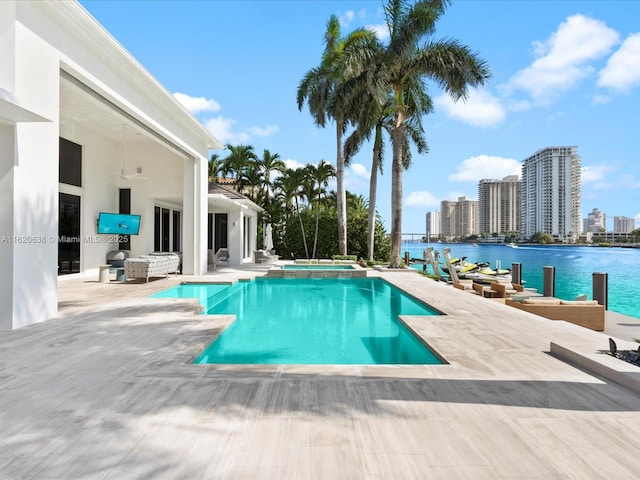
[152,278,442,365]
[283,264,354,270]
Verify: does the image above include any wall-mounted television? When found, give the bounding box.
[97,212,141,235]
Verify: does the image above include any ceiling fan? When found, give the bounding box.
[117,124,146,180]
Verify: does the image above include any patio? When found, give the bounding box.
[1,266,639,478]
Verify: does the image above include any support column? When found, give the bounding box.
[182,154,207,275]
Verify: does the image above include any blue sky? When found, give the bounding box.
[81,0,640,234]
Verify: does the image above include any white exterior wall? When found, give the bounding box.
[0,1,220,328]
[0,9,60,329]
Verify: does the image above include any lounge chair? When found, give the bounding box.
[208,248,230,269]
[452,279,478,294]
[254,249,279,264]
[490,281,525,298]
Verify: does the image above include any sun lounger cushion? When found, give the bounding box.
[559,300,599,305]
[522,298,561,305]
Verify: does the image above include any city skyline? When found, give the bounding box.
[81,0,640,232]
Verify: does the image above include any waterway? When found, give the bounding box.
[403,242,640,320]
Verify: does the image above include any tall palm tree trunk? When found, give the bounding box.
[336,121,347,255]
[313,202,320,259]
[390,125,404,268]
[367,124,383,261]
[295,197,310,259]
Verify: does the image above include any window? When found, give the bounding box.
[58,138,82,275]
[59,138,82,187]
[58,193,81,274]
[214,214,228,252]
[154,206,181,252]
[172,210,181,252]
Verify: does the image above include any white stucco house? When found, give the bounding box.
[1,1,262,329]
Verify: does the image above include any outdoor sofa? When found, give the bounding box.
[505,297,605,331]
[123,253,180,282]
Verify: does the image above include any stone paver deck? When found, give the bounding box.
[1,264,639,479]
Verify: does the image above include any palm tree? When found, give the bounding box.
[345,77,431,260]
[221,144,258,189]
[257,149,286,212]
[306,160,336,258]
[239,163,264,204]
[377,0,490,267]
[346,192,368,221]
[297,15,377,256]
[275,168,310,258]
[208,153,222,182]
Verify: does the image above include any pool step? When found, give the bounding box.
[204,283,245,312]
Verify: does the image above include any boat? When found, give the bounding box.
[506,242,518,248]
[441,256,480,274]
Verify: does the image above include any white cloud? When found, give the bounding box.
[590,94,611,105]
[581,164,615,183]
[448,155,521,182]
[204,116,249,145]
[620,173,640,189]
[339,10,355,26]
[173,92,221,114]
[598,33,640,92]
[204,117,278,145]
[284,159,306,171]
[435,88,505,127]
[175,92,277,146]
[506,15,619,102]
[367,23,389,41]
[349,163,370,179]
[405,191,440,208]
[246,125,279,137]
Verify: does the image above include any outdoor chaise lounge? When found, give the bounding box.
[254,249,279,264]
[505,297,605,331]
[208,248,229,269]
[489,281,526,298]
[452,279,479,294]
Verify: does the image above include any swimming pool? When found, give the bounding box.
[152,278,442,365]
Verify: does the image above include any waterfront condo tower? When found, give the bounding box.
[425,211,440,241]
[440,196,479,238]
[478,175,521,236]
[521,146,582,241]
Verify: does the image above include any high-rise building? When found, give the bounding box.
[478,175,521,235]
[521,146,581,240]
[440,196,479,238]
[584,208,606,233]
[426,211,440,240]
[614,216,635,233]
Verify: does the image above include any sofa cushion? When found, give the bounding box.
[522,298,561,305]
[559,300,600,305]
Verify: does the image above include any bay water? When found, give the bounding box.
[403,242,640,320]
